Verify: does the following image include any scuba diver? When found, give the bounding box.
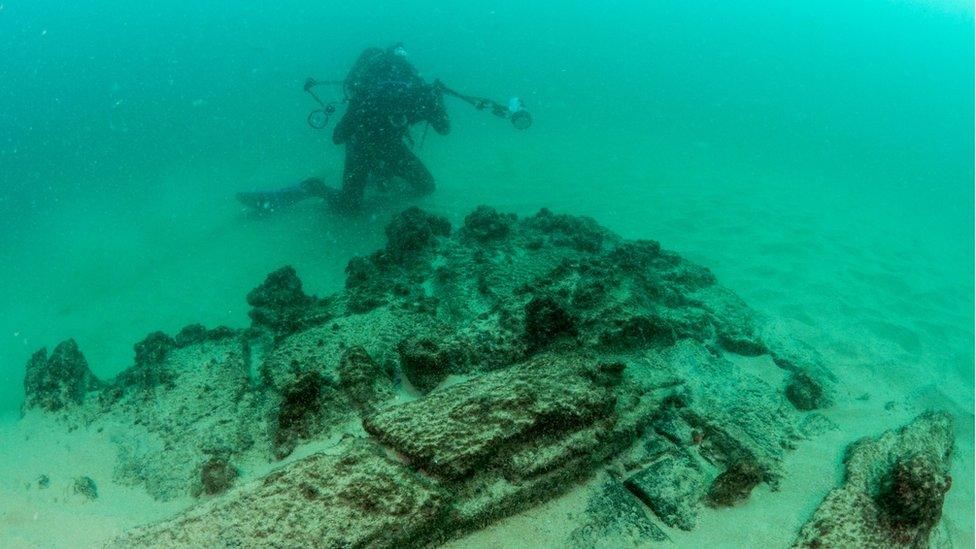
[329,43,450,211]
[237,43,531,214]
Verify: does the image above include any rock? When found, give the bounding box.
[257,307,419,390]
[785,370,829,411]
[344,254,381,290]
[461,205,516,242]
[760,319,835,403]
[661,341,800,489]
[344,253,392,313]
[273,370,333,459]
[110,339,257,501]
[624,452,705,530]
[362,353,659,535]
[111,331,178,392]
[384,206,451,260]
[396,336,454,394]
[174,324,209,347]
[363,355,620,480]
[717,331,767,356]
[134,331,176,367]
[23,339,100,412]
[22,206,827,546]
[607,240,665,274]
[706,457,764,507]
[338,346,394,414]
[111,331,181,394]
[524,295,577,349]
[525,208,607,253]
[247,266,312,311]
[206,326,237,340]
[36,474,50,489]
[652,409,696,446]
[570,476,669,547]
[877,453,951,530]
[112,439,449,549]
[246,266,322,336]
[196,457,238,497]
[793,411,954,548]
[704,295,767,356]
[172,324,235,348]
[600,314,678,350]
[73,476,98,500]
[342,242,441,314]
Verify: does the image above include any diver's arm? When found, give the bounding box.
[426,87,451,135]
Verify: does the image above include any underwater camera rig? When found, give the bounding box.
[302,77,532,130]
[303,78,345,129]
[433,79,532,130]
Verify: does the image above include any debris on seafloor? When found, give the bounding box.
[793,412,954,548]
[17,205,950,548]
[72,476,98,501]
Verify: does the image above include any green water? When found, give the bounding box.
[0,0,973,541]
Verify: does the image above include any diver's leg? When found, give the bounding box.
[389,143,435,196]
[236,181,320,212]
[335,140,371,211]
[299,177,336,199]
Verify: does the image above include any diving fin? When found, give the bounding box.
[236,178,338,212]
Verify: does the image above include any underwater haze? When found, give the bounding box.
[0,0,973,546]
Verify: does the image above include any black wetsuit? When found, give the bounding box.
[330,47,450,211]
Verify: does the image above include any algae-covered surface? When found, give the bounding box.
[0,2,972,549]
[1,206,970,548]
